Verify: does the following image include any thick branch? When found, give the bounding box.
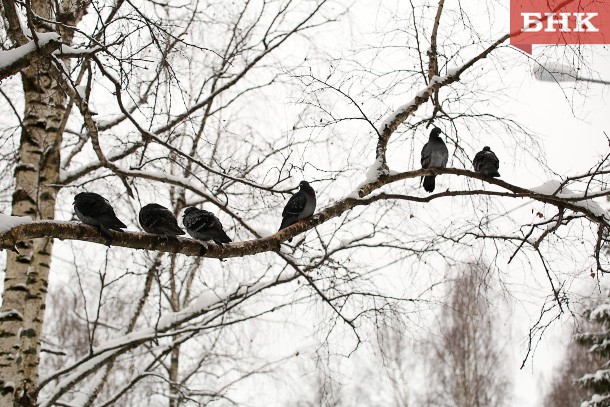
[0,36,61,80]
[428,0,444,81]
[1,0,28,45]
[1,169,607,258]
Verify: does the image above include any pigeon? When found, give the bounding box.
[182,207,232,246]
[472,146,500,177]
[139,203,185,241]
[279,180,316,241]
[73,192,127,240]
[420,127,449,193]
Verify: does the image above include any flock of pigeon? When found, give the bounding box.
[72,127,499,246]
[72,180,317,246]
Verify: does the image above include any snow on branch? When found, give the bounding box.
[0,214,32,234]
[0,169,607,260]
[580,369,610,386]
[348,157,388,198]
[0,32,61,80]
[372,27,517,174]
[590,303,610,321]
[531,180,609,218]
[56,44,103,57]
[580,393,610,407]
[377,75,449,137]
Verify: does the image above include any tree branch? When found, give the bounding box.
[0,36,61,81]
[1,169,607,258]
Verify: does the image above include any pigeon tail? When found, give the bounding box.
[151,221,185,236]
[423,176,436,192]
[479,163,500,178]
[212,230,232,246]
[139,203,184,236]
[279,217,299,243]
[279,215,298,231]
[108,217,127,231]
[97,224,114,241]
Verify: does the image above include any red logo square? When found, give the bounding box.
[510,0,610,53]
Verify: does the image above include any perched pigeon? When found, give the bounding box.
[73,192,127,240]
[420,127,449,193]
[182,207,231,246]
[472,146,500,177]
[279,180,316,241]
[139,203,185,241]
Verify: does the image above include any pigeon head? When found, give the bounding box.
[74,192,105,206]
[483,146,491,151]
[430,127,442,137]
[73,192,85,205]
[183,207,198,216]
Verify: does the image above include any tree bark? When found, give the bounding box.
[0,0,89,404]
[0,55,65,407]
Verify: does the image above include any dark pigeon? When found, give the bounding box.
[182,207,231,247]
[420,127,449,193]
[74,192,127,240]
[473,146,500,177]
[279,180,316,242]
[139,203,184,242]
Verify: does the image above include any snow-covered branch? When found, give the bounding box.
[0,33,61,80]
[0,169,607,259]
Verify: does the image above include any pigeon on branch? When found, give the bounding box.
[139,203,185,242]
[420,127,448,193]
[472,146,500,177]
[278,180,316,241]
[73,192,127,240]
[182,207,232,247]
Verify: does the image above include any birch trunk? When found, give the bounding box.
[0,0,89,404]
[168,345,181,407]
[0,56,65,407]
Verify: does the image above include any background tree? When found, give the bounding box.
[543,328,603,407]
[421,262,511,407]
[576,293,610,407]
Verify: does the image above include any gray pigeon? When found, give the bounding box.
[139,203,184,241]
[74,192,127,240]
[279,180,316,241]
[182,207,231,246]
[472,146,500,177]
[420,127,449,192]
